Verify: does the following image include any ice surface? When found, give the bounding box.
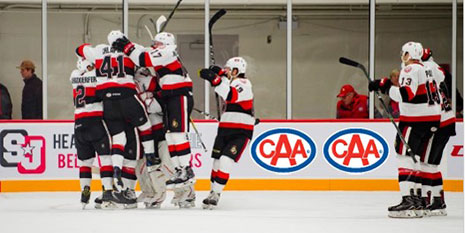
[0,191,462,233]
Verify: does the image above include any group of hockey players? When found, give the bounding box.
[369,42,456,218]
[70,29,254,209]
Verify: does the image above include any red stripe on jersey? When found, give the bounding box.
[440,117,456,127]
[147,77,157,92]
[155,60,182,72]
[398,126,408,154]
[216,170,230,180]
[168,144,176,153]
[77,43,90,58]
[175,142,190,151]
[151,123,163,131]
[73,87,96,98]
[112,144,125,151]
[96,82,136,90]
[122,166,136,175]
[219,122,254,130]
[236,100,254,110]
[79,166,91,173]
[143,52,154,67]
[100,166,113,172]
[139,129,152,136]
[399,115,441,122]
[75,111,103,120]
[415,84,427,95]
[398,167,414,176]
[228,87,238,103]
[162,81,193,90]
[404,86,415,101]
[124,57,135,69]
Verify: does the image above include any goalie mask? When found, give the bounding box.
[225,57,247,77]
[401,41,423,63]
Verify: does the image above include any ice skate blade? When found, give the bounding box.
[429,209,447,216]
[100,201,122,209]
[388,210,422,218]
[145,203,161,209]
[178,202,195,209]
[124,203,138,209]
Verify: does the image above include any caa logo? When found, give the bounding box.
[0,130,46,174]
[323,128,388,173]
[250,128,317,174]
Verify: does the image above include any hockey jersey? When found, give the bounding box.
[69,68,102,122]
[128,44,192,98]
[389,62,441,123]
[215,77,255,139]
[76,44,137,99]
[423,60,456,135]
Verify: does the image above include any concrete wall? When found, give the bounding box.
[0,9,462,119]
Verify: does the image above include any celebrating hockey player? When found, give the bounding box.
[111,32,196,207]
[199,57,255,209]
[369,42,441,218]
[70,57,120,208]
[75,31,158,204]
[420,48,456,216]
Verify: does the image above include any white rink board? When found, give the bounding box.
[0,121,462,180]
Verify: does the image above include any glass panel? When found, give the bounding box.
[292,3,370,119]
[0,4,42,119]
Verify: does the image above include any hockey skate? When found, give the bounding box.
[145,191,166,209]
[95,190,123,209]
[80,185,91,209]
[171,187,184,206]
[202,191,220,210]
[413,194,425,217]
[388,196,421,218]
[173,166,195,188]
[426,197,447,216]
[122,189,138,209]
[113,166,124,191]
[178,185,196,209]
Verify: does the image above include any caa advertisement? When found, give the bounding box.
[0,121,463,180]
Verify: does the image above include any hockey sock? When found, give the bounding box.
[166,132,191,167]
[420,163,436,204]
[78,158,94,191]
[111,131,126,169]
[210,159,220,188]
[396,154,416,197]
[99,155,114,191]
[212,156,234,194]
[122,159,137,190]
[432,171,444,199]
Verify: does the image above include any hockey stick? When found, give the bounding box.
[209,9,227,120]
[194,107,217,120]
[189,117,208,152]
[339,57,417,163]
[160,0,183,32]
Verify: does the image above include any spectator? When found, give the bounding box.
[0,83,12,119]
[375,69,400,118]
[336,84,368,119]
[17,60,43,119]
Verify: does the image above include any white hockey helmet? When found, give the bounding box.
[225,57,247,75]
[107,30,125,46]
[401,41,423,61]
[77,57,92,72]
[153,32,176,46]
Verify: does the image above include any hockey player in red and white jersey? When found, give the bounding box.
[111,32,196,192]
[199,57,255,209]
[369,42,441,218]
[420,48,456,216]
[70,57,120,208]
[75,31,158,204]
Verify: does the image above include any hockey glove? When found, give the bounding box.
[368,78,392,94]
[199,68,222,86]
[145,153,161,172]
[209,65,227,77]
[112,36,135,56]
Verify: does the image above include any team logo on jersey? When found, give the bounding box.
[230,145,238,155]
[404,66,412,73]
[250,128,317,174]
[323,128,388,174]
[0,130,46,174]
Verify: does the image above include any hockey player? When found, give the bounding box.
[369,42,441,218]
[70,57,120,208]
[199,57,255,209]
[420,48,455,216]
[75,31,158,204]
[134,66,175,208]
[111,33,196,192]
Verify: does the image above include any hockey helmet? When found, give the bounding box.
[421,48,433,61]
[401,41,423,61]
[153,32,176,46]
[107,30,125,46]
[225,57,247,75]
[77,57,92,72]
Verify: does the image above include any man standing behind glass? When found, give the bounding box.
[18,60,42,119]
